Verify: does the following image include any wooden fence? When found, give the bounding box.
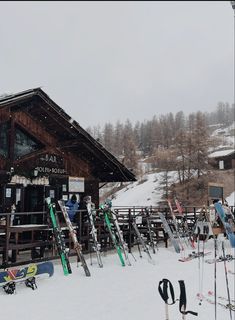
[0,205,234,268]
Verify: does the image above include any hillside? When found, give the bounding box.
[100,123,234,207]
[108,170,234,207]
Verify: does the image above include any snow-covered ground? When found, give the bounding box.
[1,163,234,319]
[1,237,234,320]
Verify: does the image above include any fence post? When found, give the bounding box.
[128,208,132,253]
[4,212,10,266]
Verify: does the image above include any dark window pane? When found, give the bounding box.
[0,122,9,158]
[14,127,42,159]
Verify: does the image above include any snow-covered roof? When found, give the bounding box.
[208,149,235,158]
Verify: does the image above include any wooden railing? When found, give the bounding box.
[0,204,234,268]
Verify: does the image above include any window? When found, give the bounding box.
[14,127,43,159]
[0,122,9,158]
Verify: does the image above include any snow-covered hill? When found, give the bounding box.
[110,171,234,207]
[111,171,178,207]
[101,122,234,208]
[210,121,235,149]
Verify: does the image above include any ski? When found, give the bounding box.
[158,212,181,253]
[131,217,154,263]
[83,196,103,268]
[167,199,185,251]
[58,200,91,277]
[196,293,235,311]
[207,291,235,304]
[0,261,54,294]
[205,254,235,264]
[214,202,235,248]
[144,207,157,253]
[100,202,125,267]
[178,251,211,262]
[174,197,196,249]
[109,207,132,266]
[228,270,235,275]
[46,197,72,276]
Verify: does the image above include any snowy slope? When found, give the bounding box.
[111,171,178,207]
[1,238,234,320]
[110,171,234,207]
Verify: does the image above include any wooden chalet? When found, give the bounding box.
[0,87,136,217]
[208,149,235,170]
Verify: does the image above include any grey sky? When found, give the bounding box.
[0,1,234,128]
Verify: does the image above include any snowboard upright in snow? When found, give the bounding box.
[58,200,91,276]
[158,212,181,253]
[214,202,235,248]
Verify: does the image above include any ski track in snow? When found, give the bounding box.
[0,237,234,320]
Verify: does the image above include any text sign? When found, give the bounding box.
[69,177,85,193]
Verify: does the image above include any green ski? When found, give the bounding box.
[45,197,71,276]
[101,203,125,267]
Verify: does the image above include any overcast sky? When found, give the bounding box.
[0,1,234,128]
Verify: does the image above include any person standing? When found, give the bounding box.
[65,194,79,222]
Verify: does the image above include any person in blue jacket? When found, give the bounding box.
[65,194,79,222]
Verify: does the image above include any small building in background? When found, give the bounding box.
[208,149,235,170]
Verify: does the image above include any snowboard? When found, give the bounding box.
[214,202,235,248]
[0,261,54,286]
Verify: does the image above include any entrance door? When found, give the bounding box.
[24,185,44,224]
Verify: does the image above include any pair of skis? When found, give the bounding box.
[46,197,72,276]
[58,200,91,276]
[100,200,131,267]
[173,198,196,249]
[84,196,103,268]
[46,197,90,277]
[131,216,154,263]
[144,207,157,254]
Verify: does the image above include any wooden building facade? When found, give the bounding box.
[0,88,136,219]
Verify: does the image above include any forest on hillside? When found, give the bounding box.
[87,102,234,175]
[90,102,234,204]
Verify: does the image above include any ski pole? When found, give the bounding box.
[158,278,176,320]
[178,280,198,319]
[89,241,93,266]
[214,237,217,320]
[197,226,202,305]
[221,241,232,320]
